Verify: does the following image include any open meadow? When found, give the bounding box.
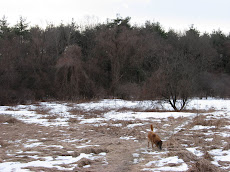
[0,98,230,172]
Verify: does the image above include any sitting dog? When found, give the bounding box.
[148,124,162,150]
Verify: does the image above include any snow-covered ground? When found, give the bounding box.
[1,98,229,126]
[0,98,230,171]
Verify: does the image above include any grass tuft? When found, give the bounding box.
[0,115,21,124]
[187,159,222,172]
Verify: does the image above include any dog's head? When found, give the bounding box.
[157,140,162,150]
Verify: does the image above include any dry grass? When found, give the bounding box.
[0,115,21,124]
[0,140,9,148]
[175,150,199,162]
[77,158,93,167]
[90,125,123,137]
[35,106,52,115]
[192,115,212,126]
[211,135,223,148]
[223,142,230,150]
[187,159,224,172]
[191,115,228,129]
[68,108,85,115]
[81,148,109,154]
[41,115,57,120]
[203,151,214,161]
[183,108,216,113]
[68,117,80,123]
[164,137,183,151]
[0,100,229,172]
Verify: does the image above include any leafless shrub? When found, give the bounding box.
[0,115,21,124]
[168,150,198,162]
[223,142,230,150]
[193,133,206,145]
[35,107,52,115]
[68,108,85,115]
[213,119,228,129]
[192,115,211,126]
[203,151,213,161]
[165,137,183,149]
[183,108,216,113]
[57,151,80,157]
[192,115,227,130]
[41,115,57,120]
[187,159,223,172]
[68,118,80,123]
[77,158,93,168]
[211,135,223,146]
[0,140,9,148]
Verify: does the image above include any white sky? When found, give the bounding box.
[0,0,230,34]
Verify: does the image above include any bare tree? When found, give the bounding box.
[145,47,197,111]
[93,26,136,95]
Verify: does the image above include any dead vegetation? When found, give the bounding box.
[0,115,22,124]
[187,159,224,172]
[81,148,109,154]
[0,103,229,172]
[35,106,52,115]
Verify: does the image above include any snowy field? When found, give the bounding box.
[0,98,230,171]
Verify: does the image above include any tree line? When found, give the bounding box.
[0,16,230,110]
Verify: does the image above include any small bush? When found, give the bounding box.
[68,118,79,123]
[77,158,93,167]
[223,142,230,150]
[35,107,52,115]
[0,115,21,124]
[187,159,222,172]
[203,151,213,161]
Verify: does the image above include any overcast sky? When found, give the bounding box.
[0,0,229,33]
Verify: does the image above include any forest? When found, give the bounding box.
[0,16,230,110]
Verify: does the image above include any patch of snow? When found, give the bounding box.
[191,125,215,130]
[0,153,106,171]
[205,138,213,142]
[91,123,107,127]
[76,145,100,148]
[146,163,188,171]
[144,156,188,171]
[24,142,43,148]
[111,123,122,127]
[104,111,195,121]
[45,145,64,149]
[224,126,230,130]
[219,132,230,137]
[209,149,230,169]
[120,136,136,140]
[79,118,105,124]
[133,153,139,158]
[83,164,91,168]
[127,123,144,128]
[186,147,204,157]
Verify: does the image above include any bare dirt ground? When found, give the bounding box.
[0,102,230,172]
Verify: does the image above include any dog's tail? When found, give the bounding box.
[150,124,153,131]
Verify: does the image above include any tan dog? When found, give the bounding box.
[148,124,162,150]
